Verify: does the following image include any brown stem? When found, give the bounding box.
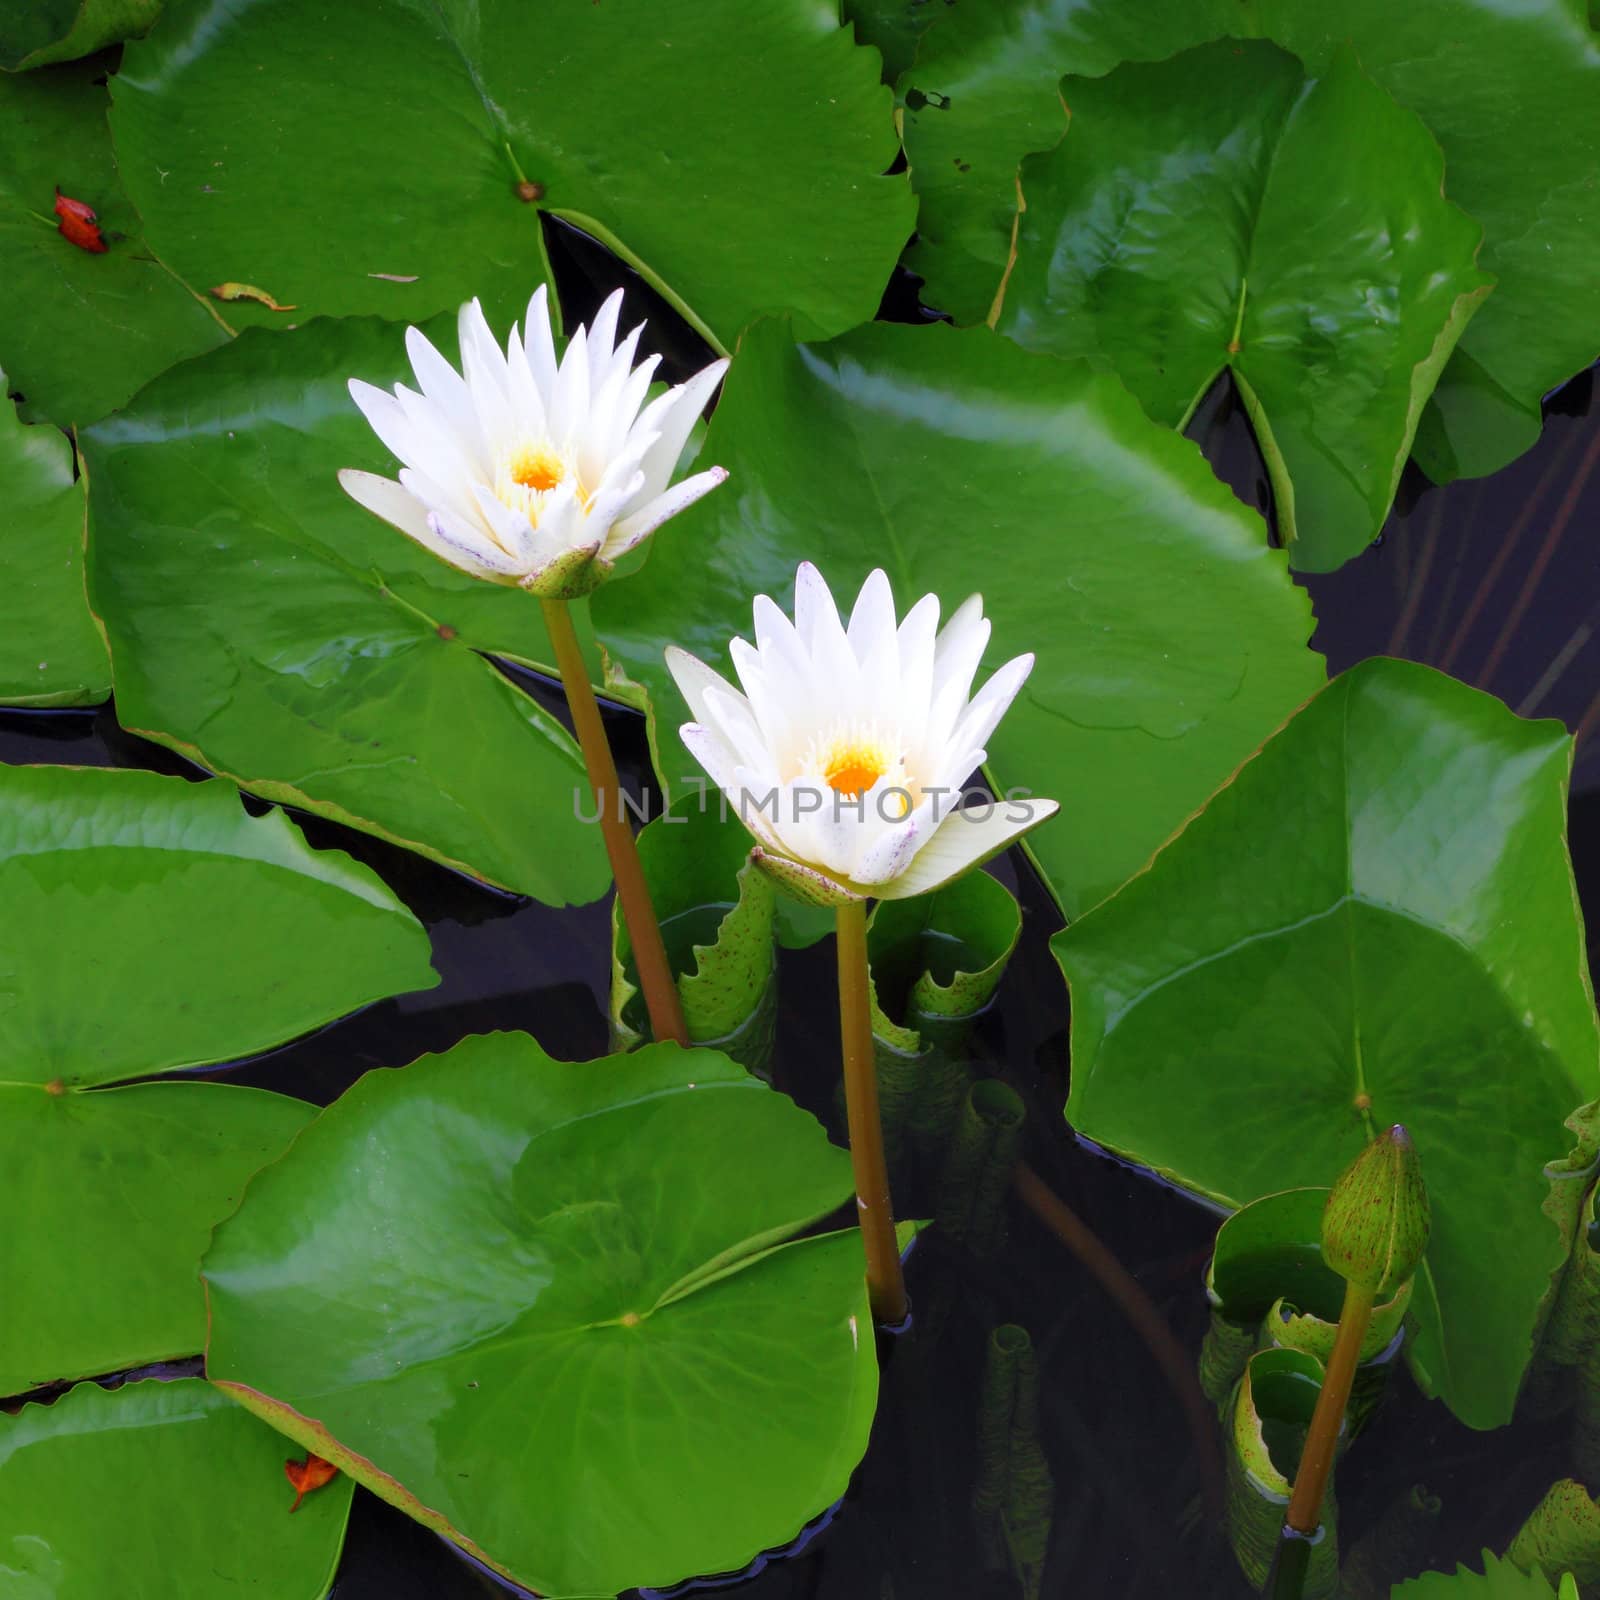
[835,898,908,1325]
[1013,1161,1226,1524]
[1285,1277,1375,1535]
[540,596,688,1048]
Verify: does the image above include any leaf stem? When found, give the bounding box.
[540,596,688,1048]
[1277,1274,1376,1580]
[835,897,908,1325]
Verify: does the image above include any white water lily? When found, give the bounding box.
[666,563,1058,905]
[339,287,729,597]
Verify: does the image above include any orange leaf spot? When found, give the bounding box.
[53,188,106,254]
[283,1451,339,1512]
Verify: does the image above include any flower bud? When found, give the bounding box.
[1321,1124,1430,1298]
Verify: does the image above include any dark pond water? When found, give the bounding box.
[5,222,1598,1597]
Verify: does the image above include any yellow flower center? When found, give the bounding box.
[508,443,566,493]
[824,743,889,800]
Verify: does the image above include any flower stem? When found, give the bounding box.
[1279,1275,1376,1561]
[834,898,908,1325]
[540,597,688,1048]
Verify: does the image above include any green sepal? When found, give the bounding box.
[1322,1125,1431,1298]
[611,792,778,1076]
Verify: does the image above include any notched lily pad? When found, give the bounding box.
[0,1378,353,1599]
[111,0,913,349]
[204,1034,880,1599]
[592,317,1323,920]
[0,763,436,1393]
[996,41,1492,572]
[82,315,611,906]
[1060,658,1600,1429]
[0,60,230,426]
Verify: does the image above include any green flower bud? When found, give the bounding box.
[1321,1125,1430,1298]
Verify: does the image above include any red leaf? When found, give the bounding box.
[54,188,107,254]
[283,1451,339,1512]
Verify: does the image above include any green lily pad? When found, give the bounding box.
[0,1378,353,1598]
[611,793,778,1069]
[0,376,108,705]
[0,60,231,426]
[1058,657,1600,1429]
[204,1034,880,1599]
[900,0,1600,483]
[82,316,611,905]
[0,763,437,1393]
[592,317,1323,920]
[995,42,1492,572]
[1394,1552,1570,1599]
[110,0,913,351]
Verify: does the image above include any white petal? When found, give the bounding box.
[553,318,592,434]
[585,289,625,372]
[425,503,526,578]
[404,325,479,444]
[928,593,992,747]
[876,799,1059,900]
[522,285,559,402]
[525,478,586,564]
[851,794,933,886]
[948,652,1035,758]
[341,469,518,581]
[391,384,486,489]
[348,379,424,470]
[468,482,537,565]
[601,465,727,561]
[584,466,647,546]
[457,298,511,422]
[502,326,548,438]
[627,358,730,500]
[846,568,900,694]
[665,645,738,726]
[338,468,433,543]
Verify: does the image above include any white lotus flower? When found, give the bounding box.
[339,287,729,597]
[666,564,1058,905]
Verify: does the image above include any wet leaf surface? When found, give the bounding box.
[901,0,1600,483]
[0,60,229,425]
[996,42,1491,572]
[1059,658,1600,1428]
[205,1034,879,1599]
[0,1378,353,1598]
[0,764,435,1392]
[594,317,1324,918]
[110,0,914,350]
[82,317,611,905]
